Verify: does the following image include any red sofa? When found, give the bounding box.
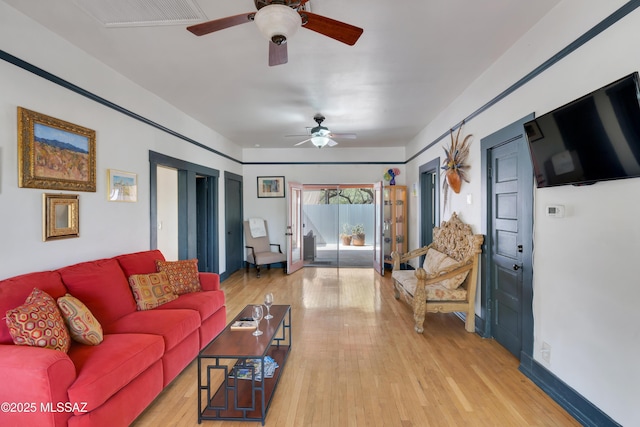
[0,250,226,427]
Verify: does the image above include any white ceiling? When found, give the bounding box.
[3,0,561,149]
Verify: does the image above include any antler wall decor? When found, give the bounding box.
[441,123,472,208]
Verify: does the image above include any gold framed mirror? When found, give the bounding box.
[43,193,79,241]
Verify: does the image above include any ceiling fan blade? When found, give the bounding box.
[329,132,357,139]
[327,139,339,147]
[294,139,311,146]
[301,12,363,45]
[269,42,288,66]
[187,13,254,36]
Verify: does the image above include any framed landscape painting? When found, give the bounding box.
[257,176,285,198]
[18,107,96,192]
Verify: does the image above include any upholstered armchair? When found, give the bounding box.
[243,220,287,278]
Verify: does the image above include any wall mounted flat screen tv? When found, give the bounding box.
[524,72,640,188]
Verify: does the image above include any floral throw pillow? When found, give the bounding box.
[128,271,178,310]
[57,293,103,345]
[155,259,201,295]
[5,288,71,353]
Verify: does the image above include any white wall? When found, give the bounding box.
[0,2,242,279]
[242,147,405,249]
[404,1,638,424]
[156,166,178,260]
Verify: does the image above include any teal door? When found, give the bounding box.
[482,115,534,360]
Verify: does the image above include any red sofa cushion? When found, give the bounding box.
[155,290,225,322]
[58,258,136,326]
[104,309,200,351]
[67,360,163,427]
[115,250,166,277]
[0,271,67,344]
[67,333,164,413]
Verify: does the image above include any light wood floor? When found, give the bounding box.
[132,267,579,427]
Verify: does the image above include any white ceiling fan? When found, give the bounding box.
[291,114,356,148]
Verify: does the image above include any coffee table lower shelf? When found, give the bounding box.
[200,345,289,424]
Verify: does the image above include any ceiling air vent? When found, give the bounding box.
[73,0,208,27]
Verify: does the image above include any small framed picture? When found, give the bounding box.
[43,193,79,241]
[257,176,285,198]
[107,169,137,202]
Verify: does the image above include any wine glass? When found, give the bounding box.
[252,305,263,336]
[264,292,274,320]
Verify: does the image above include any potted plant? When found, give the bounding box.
[351,224,365,246]
[340,223,352,246]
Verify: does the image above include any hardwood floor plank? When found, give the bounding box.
[132,268,579,427]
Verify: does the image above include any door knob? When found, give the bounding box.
[513,264,522,271]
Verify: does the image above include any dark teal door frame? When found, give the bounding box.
[149,151,219,273]
[419,158,440,267]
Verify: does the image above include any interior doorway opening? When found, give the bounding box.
[301,184,374,268]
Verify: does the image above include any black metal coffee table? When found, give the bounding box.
[197,304,292,425]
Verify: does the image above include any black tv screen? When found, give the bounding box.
[524,72,640,188]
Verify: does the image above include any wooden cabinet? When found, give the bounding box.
[383,185,407,267]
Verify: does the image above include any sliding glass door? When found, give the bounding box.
[301,184,374,268]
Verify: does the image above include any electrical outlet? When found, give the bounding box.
[541,342,551,363]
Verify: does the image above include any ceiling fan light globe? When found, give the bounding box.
[311,136,330,148]
[254,5,300,43]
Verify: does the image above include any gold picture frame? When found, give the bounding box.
[107,169,138,202]
[18,107,96,192]
[43,193,79,241]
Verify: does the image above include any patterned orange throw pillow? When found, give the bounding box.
[155,259,201,295]
[5,288,70,352]
[128,271,178,310]
[57,293,103,345]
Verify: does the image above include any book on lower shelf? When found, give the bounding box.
[230,320,256,331]
[229,356,279,381]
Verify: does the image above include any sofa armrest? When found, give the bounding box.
[199,272,221,291]
[0,345,76,427]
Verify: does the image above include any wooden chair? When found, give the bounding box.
[243,220,287,278]
[391,212,483,333]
